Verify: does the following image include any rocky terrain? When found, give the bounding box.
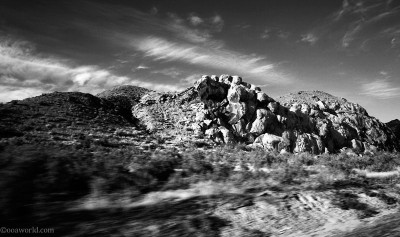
[132,75,399,155]
[0,75,400,237]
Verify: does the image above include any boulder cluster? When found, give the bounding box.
[191,75,399,154]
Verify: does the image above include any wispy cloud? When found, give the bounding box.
[210,14,224,32]
[150,7,158,15]
[301,33,318,45]
[338,1,400,48]
[341,23,362,48]
[165,13,212,44]
[164,12,226,47]
[0,38,178,101]
[235,23,251,30]
[132,36,291,84]
[361,78,400,99]
[260,29,271,39]
[260,28,290,40]
[136,65,150,70]
[277,30,290,39]
[382,27,400,48]
[188,14,204,26]
[308,0,400,51]
[0,38,129,90]
[152,67,183,78]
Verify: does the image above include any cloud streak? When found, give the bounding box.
[132,36,291,85]
[361,78,400,99]
[307,0,400,52]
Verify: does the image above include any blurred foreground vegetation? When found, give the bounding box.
[0,142,399,235]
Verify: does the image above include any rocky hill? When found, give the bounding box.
[132,75,399,154]
[0,92,144,148]
[0,75,398,154]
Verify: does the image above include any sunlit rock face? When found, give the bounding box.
[188,75,399,154]
[130,74,398,154]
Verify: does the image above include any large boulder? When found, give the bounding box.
[254,133,285,151]
[219,126,235,144]
[227,85,250,103]
[195,77,229,102]
[293,133,324,154]
[226,102,247,124]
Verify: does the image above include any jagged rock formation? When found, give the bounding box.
[133,75,399,154]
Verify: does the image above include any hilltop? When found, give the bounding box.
[97,85,152,103]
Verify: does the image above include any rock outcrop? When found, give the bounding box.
[187,76,399,154]
[131,75,399,154]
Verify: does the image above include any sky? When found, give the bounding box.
[0,0,399,122]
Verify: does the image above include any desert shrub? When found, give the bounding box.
[182,152,214,175]
[211,162,233,180]
[316,152,400,174]
[368,152,400,171]
[272,162,308,184]
[141,153,182,182]
[296,153,316,166]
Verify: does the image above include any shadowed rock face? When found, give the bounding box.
[387,119,400,145]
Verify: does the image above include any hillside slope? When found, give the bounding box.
[0,92,139,147]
